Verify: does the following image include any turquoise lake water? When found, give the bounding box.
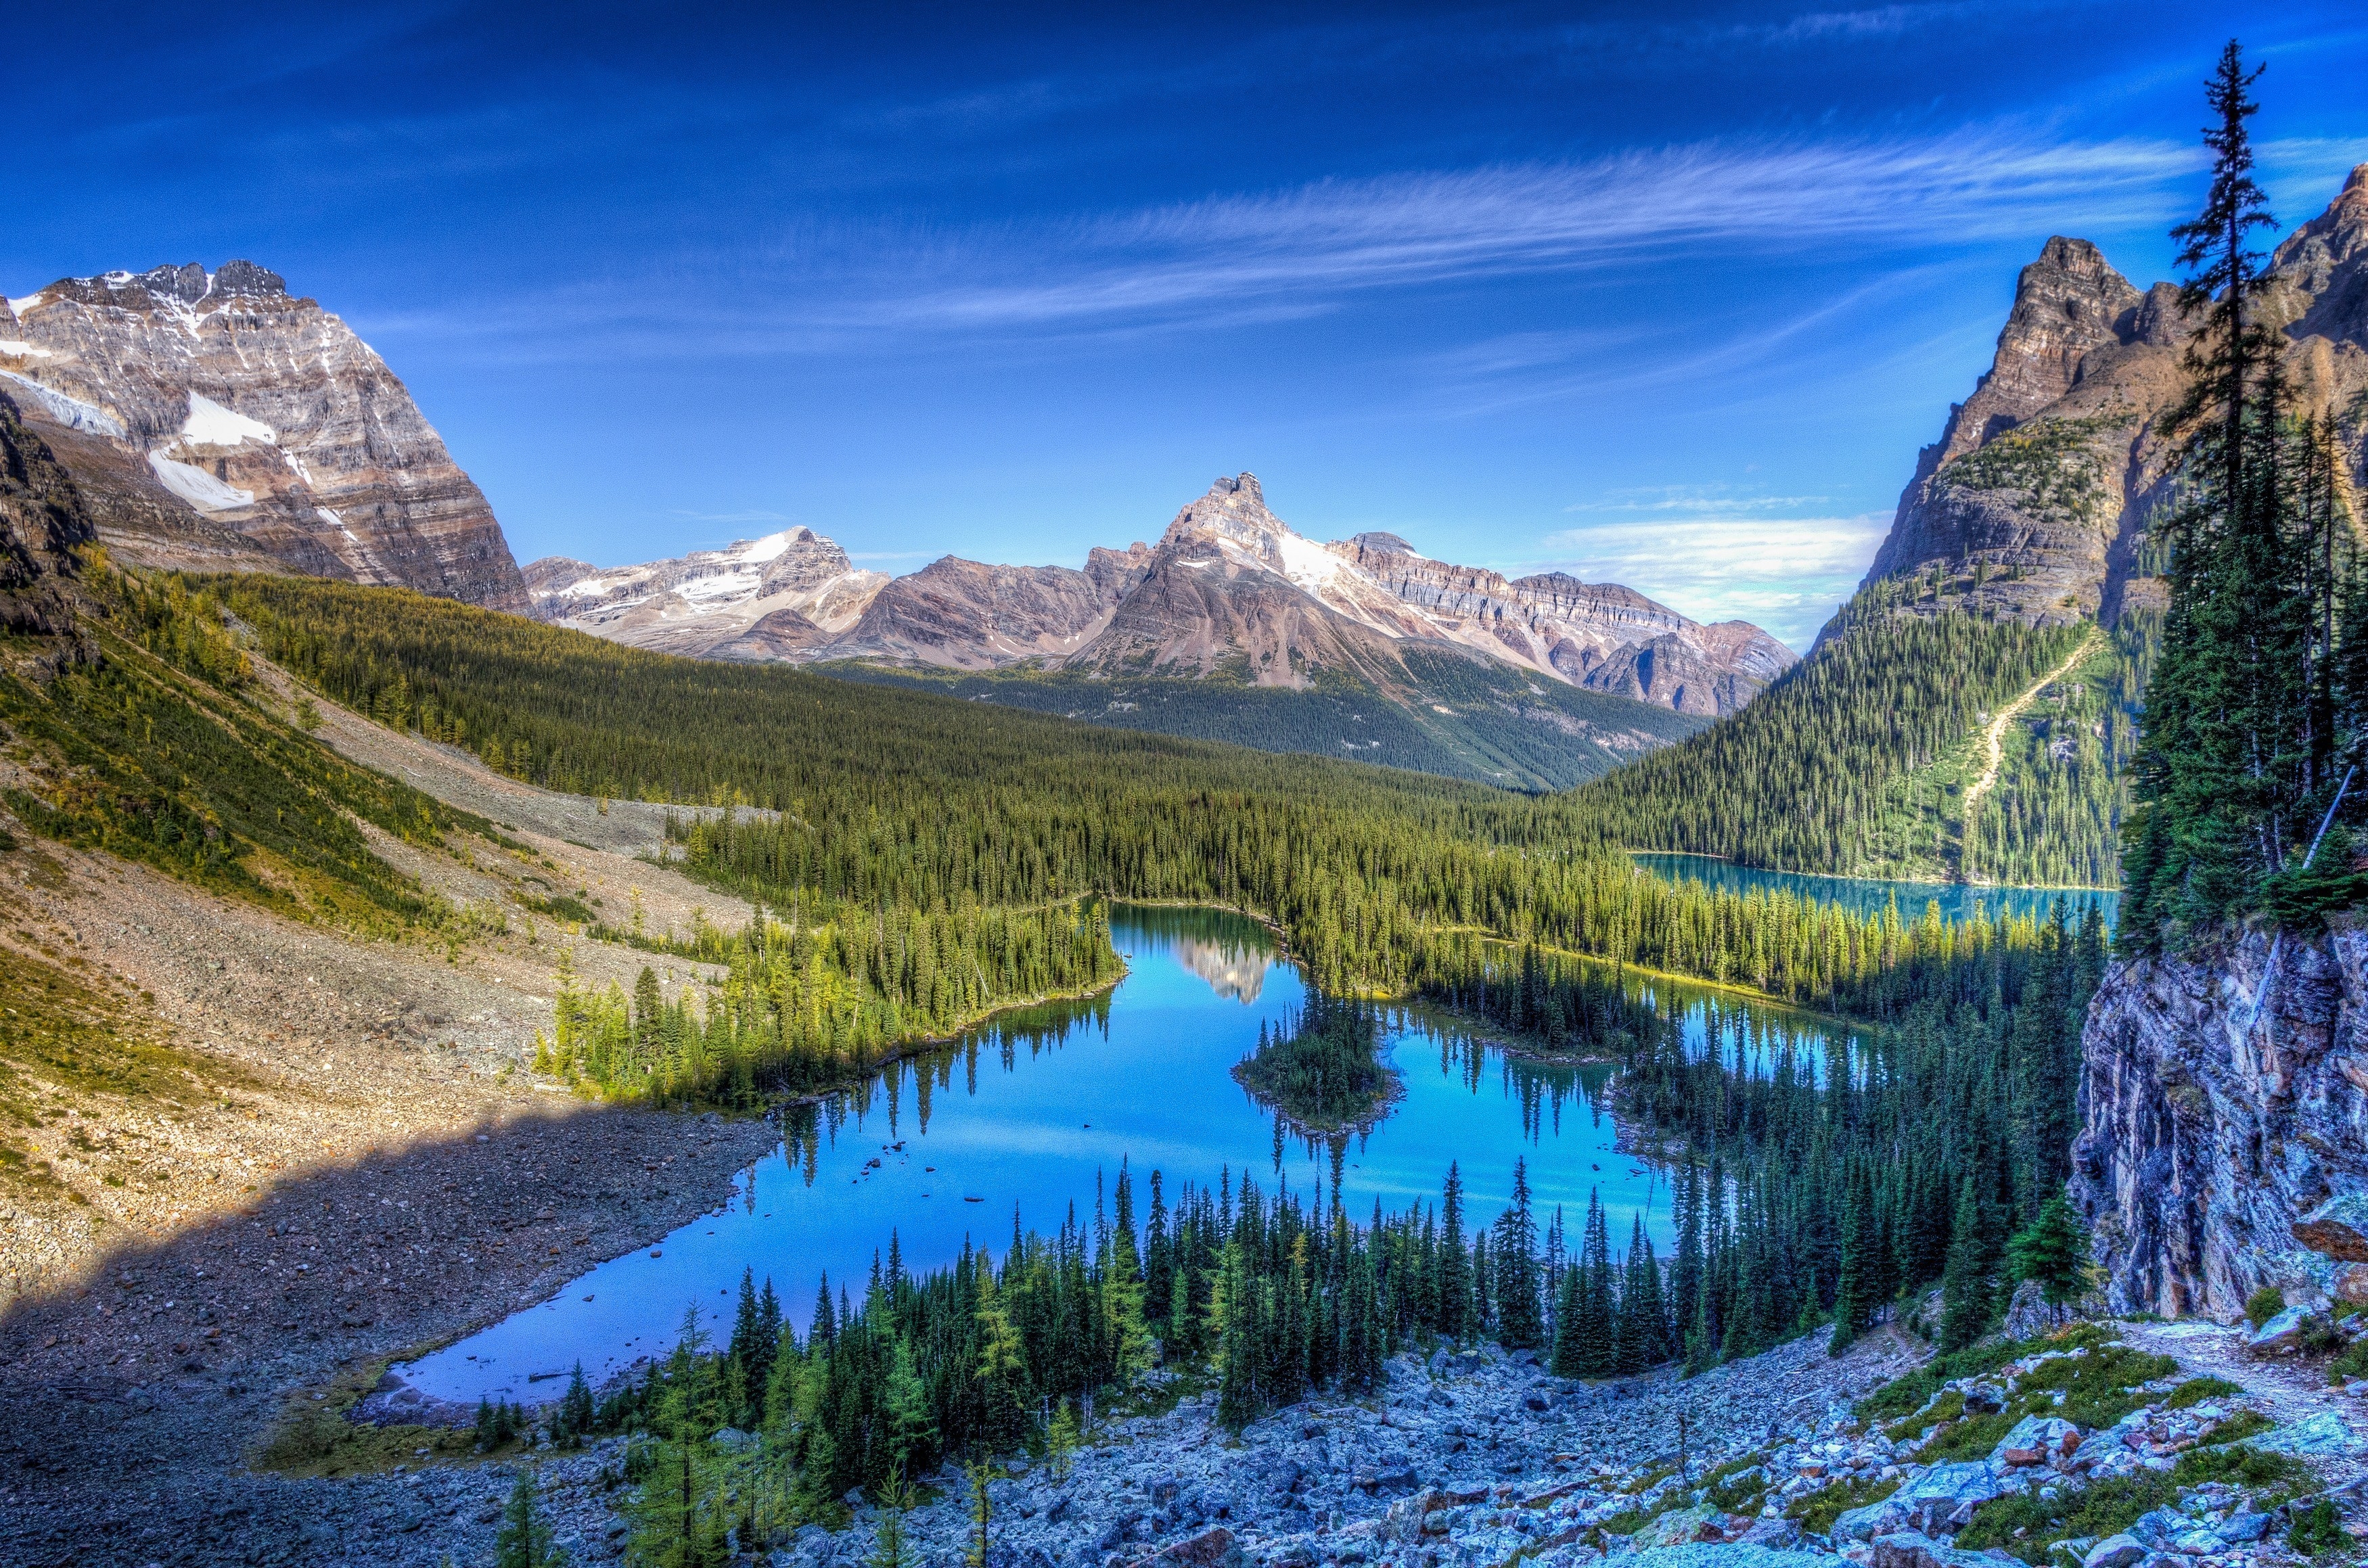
[396,904,1859,1406]
[1629,852,2118,927]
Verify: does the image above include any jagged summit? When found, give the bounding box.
[532,474,1794,718]
[51,260,292,307]
[1,258,528,611]
[1852,164,2368,637]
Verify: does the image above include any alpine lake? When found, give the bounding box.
[398,873,2110,1407]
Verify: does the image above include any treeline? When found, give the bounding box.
[215,572,2071,1013]
[565,1161,1575,1557]
[1570,591,2094,880]
[1622,903,2107,1360]
[537,902,1122,1103]
[2122,44,2368,946]
[1,556,473,938]
[1398,900,2107,1369]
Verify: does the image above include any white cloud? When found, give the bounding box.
[1535,511,1894,650]
[865,130,2201,334]
[364,123,2218,363]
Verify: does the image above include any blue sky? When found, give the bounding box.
[10,2,2367,648]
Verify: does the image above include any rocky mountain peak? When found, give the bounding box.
[1,258,527,612]
[2278,162,2368,348]
[1853,168,2368,638]
[1162,471,1284,551]
[1934,236,2142,467]
[1349,531,1415,556]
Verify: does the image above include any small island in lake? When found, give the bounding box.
[1231,991,1401,1135]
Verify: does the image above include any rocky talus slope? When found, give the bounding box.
[1,261,527,611]
[526,474,1792,718]
[258,1316,2357,1568]
[2072,931,2368,1321]
[1857,164,2368,635]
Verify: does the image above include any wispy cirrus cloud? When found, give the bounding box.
[1538,511,1894,649]
[859,130,2202,333]
[363,124,2219,362]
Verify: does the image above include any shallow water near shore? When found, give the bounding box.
[395,904,1859,1406]
[1631,851,2117,927]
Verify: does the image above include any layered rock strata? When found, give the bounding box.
[1,262,527,612]
[2071,929,2368,1319]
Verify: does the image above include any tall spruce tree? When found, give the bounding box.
[2122,39,2341,940]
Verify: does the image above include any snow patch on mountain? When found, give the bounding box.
[1,369,126,438]
[181,393,276,447]
[147,452,254,512]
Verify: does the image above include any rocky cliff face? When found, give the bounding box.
[0,391,94,651]
[2072,929,2368,1320]
[530,473,1792,718]
[1,262,527,612]
[1859,166,2368,635]
[836,554,1133,668]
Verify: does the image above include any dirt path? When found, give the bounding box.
[1961,628,2102,823]
[2115,1317,2368,1491]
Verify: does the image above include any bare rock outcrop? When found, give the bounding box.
[0,390,94,648]
[1,262,528,612]
[1855,167,2368,638]
[2070,929,2368,1320]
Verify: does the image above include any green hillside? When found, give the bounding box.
[1572,583,2139,887]
[815,645,1708,791]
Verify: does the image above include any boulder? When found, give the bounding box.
[1895,1463,2001,1534]
[1735,1517,1806,1550]
[1381,1488,1443,1544]
[1152,1527,1244,1568]
[2081,1536,2145,1568]
[2248,1304,2316,1353]
[2293,1193,2368,1262]
[1871,1531,1999,1568]
[1831,1498,1915,1543]
[2214,1513,2271,1544]
[1629,1548,1842,1568]
[2250,1410,2368,1459]
[2334,1263,2368,1307]
[1637,1504,1726,1548]
[1990,1416,2080,1470]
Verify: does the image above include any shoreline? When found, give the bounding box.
[1626,848,2120,896]
[1231,1059,1409,1143]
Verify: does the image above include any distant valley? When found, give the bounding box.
[526,471,1793,787]
[1,263,1793,790]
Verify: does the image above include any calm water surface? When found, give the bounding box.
[399,905,1857,1405]
[1630,852,2118,927]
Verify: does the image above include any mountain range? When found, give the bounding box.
[527,473,1794,719]
[0,259,1791,791]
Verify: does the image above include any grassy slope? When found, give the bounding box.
[0,566,500,1197]
[812,645,1708,792]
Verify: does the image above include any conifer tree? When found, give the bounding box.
[1437,1163,1472,1340]
[497,1467,568,1568]
[1939,1176,1993,1352]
